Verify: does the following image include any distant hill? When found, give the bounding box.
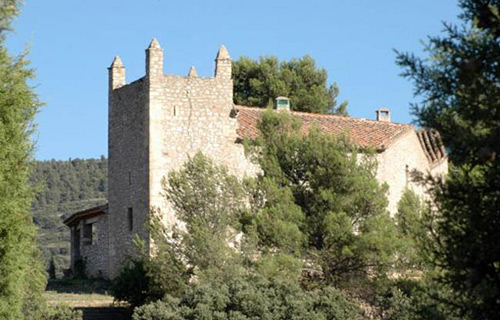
[30,157,108,276]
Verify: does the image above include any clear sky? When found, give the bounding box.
[7,0,461,160]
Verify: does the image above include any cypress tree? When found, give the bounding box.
[0,1,46,318]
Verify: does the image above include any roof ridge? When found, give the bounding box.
[234,105,413,128]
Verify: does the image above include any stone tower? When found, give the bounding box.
[107,39,256,276]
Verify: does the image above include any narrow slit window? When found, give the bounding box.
[127,207,133,231]
[128,171,132,185]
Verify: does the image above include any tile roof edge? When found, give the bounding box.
[377,126,416,151]
[234,105,413,128]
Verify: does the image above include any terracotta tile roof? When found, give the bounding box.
[235,106,414,151]
[63,204,108,227]
[416,129,447,165]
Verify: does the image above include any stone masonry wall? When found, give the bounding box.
[79,214,109,278]
[148,74,259,227]
[108,78,150,277]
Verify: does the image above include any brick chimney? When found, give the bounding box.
[376,108,391,122]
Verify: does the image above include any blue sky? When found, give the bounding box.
[7,0,461,160]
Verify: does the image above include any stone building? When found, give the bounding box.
[64,39,447,278]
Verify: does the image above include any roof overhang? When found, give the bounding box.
[63,204,108,227]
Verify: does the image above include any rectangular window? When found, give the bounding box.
[83,223,93,245]
[128,207,133,231]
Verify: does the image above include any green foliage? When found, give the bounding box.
[397,190,424,237]
[429,165,500,318]
[163,152,248,282]
[376,278,461,320]
[110,259,156,307]
[0,1,47,318]
[397,1,500,168]
[112,153,251,306]
[395,189,429,269]
[30,157,107,275]
[233,55,348,114]
[38,305,82,320]
[255,252,303,283]
[133,276,362,320]
[136,215,190,303]
[378,286,417,320]
[136,114,415,315]
[247,110,399,285]
[0,0,19,40]
[244,176,306,256]
[31,157,108,210]
[397,1,500,318]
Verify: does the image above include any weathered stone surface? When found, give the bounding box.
[106,40,258,277]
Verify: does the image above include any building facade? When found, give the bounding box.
[64,39,447,278]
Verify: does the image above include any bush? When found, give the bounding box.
[110,259,157,307]
[133,276,362,320]
[39,305,82,320]
[375,278,459,320]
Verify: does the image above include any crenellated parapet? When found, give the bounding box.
[106,39,252,277]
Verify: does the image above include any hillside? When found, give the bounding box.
[31,157,108,275]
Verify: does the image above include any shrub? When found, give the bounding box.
[375,278,460,320]
[110,259,157,307]
[133,276,362,320]
[39,305,82,320]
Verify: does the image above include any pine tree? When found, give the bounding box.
[246,110,399,286]
[397,0,500,318]
[233,55,348,115]
[0,1,46,318]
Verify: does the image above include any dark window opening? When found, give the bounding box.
[128,171,132,185]
[83,223,97,245]
[74,228,81,257]
[405,164,410,187]
[128,207,133,231]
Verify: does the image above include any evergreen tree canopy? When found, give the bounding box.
[397,0,500,318]
[233,55,348,115]
[162,153,248,283]
[246,110,399,285]
[30,157,108,275]
[0,1,46,318]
